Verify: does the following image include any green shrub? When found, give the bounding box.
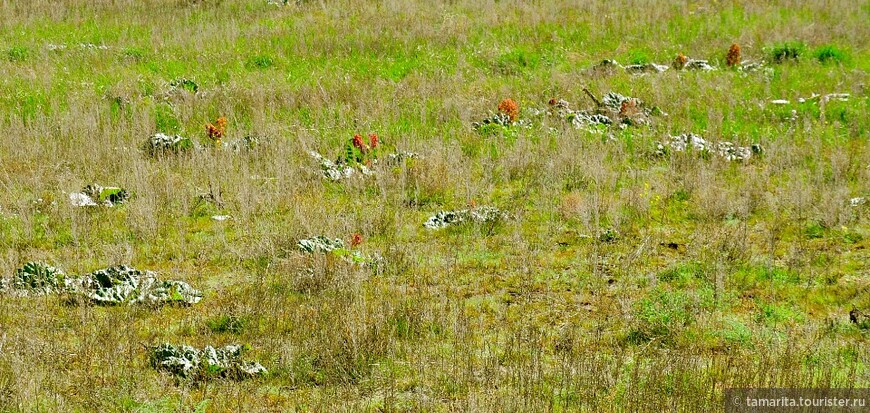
[628,289,697,343]
[248,55,274,69]
[6,46,28,61]
[813,45,847,64]
[627,50,650,65]
[657,261,707,288]
[207,315,249,335]
[769,41,806,63]
[154,102,180,133]
[121,47,146,61]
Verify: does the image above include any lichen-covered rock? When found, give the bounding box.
[309,150,376,181]
[424,210,467,229]
[424,206,509,229]
[144,133,194,156]
[656,134,759,162]
[1,263,201,306]
[715,142,753,162]
[589,59,623,75]
[674,58,716,71]
[601,92,635,112]
[297,236,346,253]
[310,151,355,181]
[568,112,613,129]
[386,151,421,164]
[624,63,669,74]
[0,262,69,297]
[297,236,382,267]
[472,112,514,129]
[72,265,201,306]
[69,184,129,207]
[150,343,267,380]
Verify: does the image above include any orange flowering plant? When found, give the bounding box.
[497,98,519,122]
[726,43,741,67]
[206,116,227,146]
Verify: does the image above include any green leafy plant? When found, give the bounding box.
[813,45,847,64]
[769,41,806,63]
[248,55,274,69]
[6,46,28,61]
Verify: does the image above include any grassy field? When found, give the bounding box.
[0,0,869,411]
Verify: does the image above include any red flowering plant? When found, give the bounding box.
[350,233,363,247]
[343,133,381,167]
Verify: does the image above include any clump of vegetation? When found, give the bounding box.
[627,49,650,65]
[672,53,688,69]
[248,54,274,69]
[68,184,129,207]
[1,0,868,410]
[813,45,847,64]
[497,98,519,123]
[769,41,806,63]
[205,116,227,146]
[6,46,28,61]
[473,98,523,130]
[169,77,198,92]
[726,43,741,67]
[627,289,698,344]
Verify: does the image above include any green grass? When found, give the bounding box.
[0,0,868,411]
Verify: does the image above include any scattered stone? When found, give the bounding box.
[0,263,202,306]
[770,99,790,105]
[150,343,267,380]
[799,93,851,104]
[569,112,613,129]
[738,62,765,72]
[69,184,129,207]
[601,92,635,112]
[624,63,669,74]
[211,215,232,221]
[297,236,381,266]
[589,59,624,75]
[297,236,346,253]
[549,92,656,131]
[823,93,850,102]
[424,206,508,230]
[73,265,202,306]
[386,151,421,164]
[472,112,514,129]
[310,151,356,181]
[682,59,716,71]
[850,197,866,207]
[78,43,109,50]
[715,141,753,162]
[0,262,68,297]
[656,133,759,162]
[657,133,710,153]
[144,133,194,156]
